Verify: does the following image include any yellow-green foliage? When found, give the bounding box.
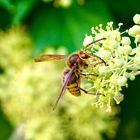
[0,27,119,140]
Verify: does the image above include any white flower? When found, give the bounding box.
[134,56,140,65]
[114,58,124,67]
[122,45,132,54]
[121,37,131,45]
[83,35,93,47]
[98,66,110,75]
[82,14,140,111]
[97,50,111,60]
[133,14,140,24]
[128,25,140,37]
[117,76,127,86]
[114,93,124,104]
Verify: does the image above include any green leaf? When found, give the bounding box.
[0,107,13,140]
[0,0,39,25]
[12,0,39,25]
[28,0,113,53]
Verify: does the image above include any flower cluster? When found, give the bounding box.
[0,27,118,140]
[83,14,140,112]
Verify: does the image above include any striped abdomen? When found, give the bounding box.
[63,69,81,96]
[67,83,81,96]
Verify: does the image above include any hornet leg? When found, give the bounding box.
[80,87,103,96]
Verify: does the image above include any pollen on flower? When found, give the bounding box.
[82,14,140,111]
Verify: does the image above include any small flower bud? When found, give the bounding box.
[130,48,137,55]
[117,76,127,86]
[97,50,111,60]
[118,23,123,27]
[133,14,140,24]
[134,56,140,65]
[123,45,132,54]
[109,40,118,49]
[117,47,124,55]
[107,22,113,26]
[110,74,118,84]
[125,72,131,78]
[83,35,93,47]
[129,74,135,80]
[98,66,109,75]
[128,25,140,37]
[114,93,124,104]
[121,37,131,45]
[135,45,140,55]
[114,58,124,67]
[135,34,140,43]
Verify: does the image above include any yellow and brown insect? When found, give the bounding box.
[35,38,106,110]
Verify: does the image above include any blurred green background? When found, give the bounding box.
[0,0,140,140]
